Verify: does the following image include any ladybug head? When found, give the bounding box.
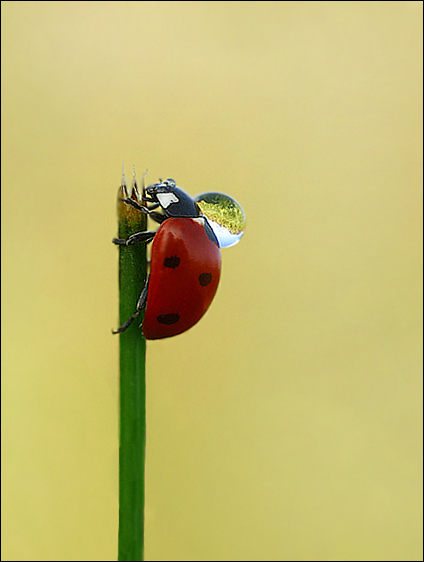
[146,179,200,218]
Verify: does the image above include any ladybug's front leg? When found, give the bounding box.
[120,197,166,224]
[113,275,150,334]
[112,230,156,246]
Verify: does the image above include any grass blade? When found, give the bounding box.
[116,171,148,561]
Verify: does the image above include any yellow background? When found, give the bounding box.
[2,2,422,560]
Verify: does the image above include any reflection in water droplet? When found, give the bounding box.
[194,192,246,248]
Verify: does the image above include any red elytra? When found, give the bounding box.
[142,217,221,339]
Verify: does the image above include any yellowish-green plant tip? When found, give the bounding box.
[117,176,144,224]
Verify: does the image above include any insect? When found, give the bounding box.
[113,178,245,339]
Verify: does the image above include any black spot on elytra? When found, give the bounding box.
[198,272,212,286]
[163,255,180,269]
[157,313,180,325]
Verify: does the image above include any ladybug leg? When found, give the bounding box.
[120,197,166,224]
[112,231,156,246]
[113,275,150,334]
[120,197,149,213]
[148,211,167,224]
[142,196,159,205]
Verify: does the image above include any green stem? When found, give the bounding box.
[117,174,148,561]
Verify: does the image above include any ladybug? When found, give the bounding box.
[113,178,234,339]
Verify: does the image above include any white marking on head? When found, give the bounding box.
[157,192,179,209]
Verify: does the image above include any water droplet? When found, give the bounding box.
[194,192,245,248]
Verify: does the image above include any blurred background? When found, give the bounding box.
[2,1,422,560]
